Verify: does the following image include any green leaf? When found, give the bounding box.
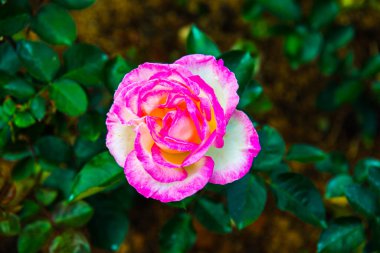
[0,13,29,36]
[317,217,365,253]
[35,188,58,206]
[194,198,232,233]
[256,0,301,21]
[12,158,36,180]
[345,184,380,218]
[187,25,220,57]
[105,55,133,93]
[32,3,76,45]
[50,79,88,116]
[18,220,53,253]
[237,80,264,109]
[0,125,10,149]
[0,213,21,236]
[309,0,339,29]
[318,51,340,76]
[1,77,35,99]
[360,54,380,78]
[368,167,380,194]
[159,213,196,253]
[52,0,95,10]
[367,217,380,252]
[284,28,323,68]
[52,201,94,228]
[19,200,40,220]
[14,112,35,128]
[17,40,60,82]
[36,135,71,163]
[324,26,354,53]
[166,195,196,209]
[63,43,108,86]
[315,151,349,174]
[353,158,380,183]
[0,42,21,75]
[226,174,267,230]
[74,137,105,166]
[3,98,16,116]
[30,96,46,121]
[78,113,104,142]
[43,168,75,199]
[0,0,30,36]
[88,197,129,251]
[334,80,362,106]
[49,231,90,253]
[286,144,327,163]
[325,174,353,198]
[252,125,286,171]
[270,172,326,228]
[218,50,257,93]
[69,151,123,201]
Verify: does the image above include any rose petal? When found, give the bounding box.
[134,124,188,182]
[124,151,214,202]
[206,110,260,184]
[105,111,136,167]
[115,63,195,99]
[175,54,239,122]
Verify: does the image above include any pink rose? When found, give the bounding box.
[106,54,261,202]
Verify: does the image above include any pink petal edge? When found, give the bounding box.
[206,110,261,184]
[124,151,214,202]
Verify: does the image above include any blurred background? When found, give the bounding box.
[1,0,380,252]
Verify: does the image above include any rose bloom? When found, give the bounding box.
[106,54,261,202]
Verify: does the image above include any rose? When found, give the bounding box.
[106,54,261,202]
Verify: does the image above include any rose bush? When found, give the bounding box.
[106,54,261,202]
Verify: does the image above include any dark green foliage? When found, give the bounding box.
[105,55,133,92]
[49,231,90,253]
[187,25,220,56]
[70,152,123,201]
[0,0,30,36]
[345,184,380,218]
[52,201,94,228]
[53,0,95,10]
[87,190,131,251]
[270,172,326,228]
[63,43,108,86]
[0,213,21,236]
[226,174,267,229]
[31,3,77,45]
[159,213,196,253]
[17,40,60,82]
[194,198,232,233]
[36,135,71,163]
[2,0,380,251]
[50,79,88,116]
[218,50,257,93]
[317,217,365,253]
[252,125,286,171]
[286,144,327,163]
[325,174,353,198]
[18,220,53,253]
